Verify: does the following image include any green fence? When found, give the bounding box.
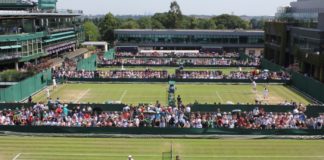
[261,58,324,103]
[77,54,97,71]
[261,58,285,71]
[0,126,323,135]
[191,104,324,117]
[104,49,115,60]
[0,69,52,102]
[239,52,253,61]
[291,72,324,103]
[0,103,35,110]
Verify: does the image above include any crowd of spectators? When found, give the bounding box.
[54,70,95,79]
[181,58,259,66]
[0,101,322,129]
[188,107,323,129]
[54,69,290,81]
[99,58,260,67]
[98,70,168,79]
[226,70,291,80]
[175,69,290,80]
[115,51,239,58]
[21,58,54,73]
[60,58,78,71]
[100,58,177,66]
[176,70,223,79]
[54,69,169,79]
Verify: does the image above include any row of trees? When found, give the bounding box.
[84,1,266,43]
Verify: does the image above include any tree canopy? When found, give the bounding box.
[98,13,119,42]
[86,1,264,43]
[83,21,100,41]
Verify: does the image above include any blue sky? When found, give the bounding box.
[57,0,293,16]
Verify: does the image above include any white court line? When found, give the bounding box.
[216,91,224,103]
[12,153,21,160]
[181,155,324,158]
[119,90,128,101]
[16,153,324,158]
[20,153,160,157]
[74,89,90,103]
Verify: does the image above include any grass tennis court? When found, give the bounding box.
[33,83,312,105]
[97,66,256,75]
[1,136,324,160]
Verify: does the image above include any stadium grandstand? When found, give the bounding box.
[0,0,85,70]
[114,29,264,56]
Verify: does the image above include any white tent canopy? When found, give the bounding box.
[82,41,109,52]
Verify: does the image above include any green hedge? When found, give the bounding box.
[0,69,52,102]
[0,70,35,82]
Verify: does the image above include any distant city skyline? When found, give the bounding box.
[56,0,293,16]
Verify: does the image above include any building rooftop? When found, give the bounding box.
[289,26,324,32]
[0,10,82,17]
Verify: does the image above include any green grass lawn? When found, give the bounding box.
[0,136,323,160]
[97,66,256,75]
[32,83,312,105]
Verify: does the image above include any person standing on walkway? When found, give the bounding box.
[52,77,57,89]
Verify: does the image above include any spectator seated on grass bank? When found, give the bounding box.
[0,100,322,129]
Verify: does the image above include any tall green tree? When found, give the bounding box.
[99,13,119,43]
[186,17,199,29]
[202,19,217,29]
[168,0,183,28]
[83,21,100,41]
[151,13,169,28]
[212,14,250,29]
[95,2,255,39]
[151,19,165,29]
[120,19,139,29]
[250,18,266,29]
[137,17,152,29]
